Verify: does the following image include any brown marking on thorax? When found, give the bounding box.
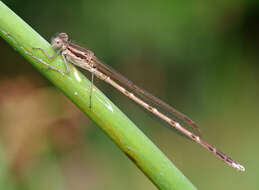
[67,46,88,60]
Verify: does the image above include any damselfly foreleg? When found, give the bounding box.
[32,48,70,74]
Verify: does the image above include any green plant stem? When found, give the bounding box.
[0,2,196,190]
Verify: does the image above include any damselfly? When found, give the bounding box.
[33,33,245,171]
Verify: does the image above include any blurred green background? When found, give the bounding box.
[0,0,258,189]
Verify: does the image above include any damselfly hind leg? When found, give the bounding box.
[86,51,95,110]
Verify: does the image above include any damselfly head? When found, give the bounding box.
[51,33,68,50]
[57,33,68,41]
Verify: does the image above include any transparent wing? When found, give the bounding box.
[92,56,202,136]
